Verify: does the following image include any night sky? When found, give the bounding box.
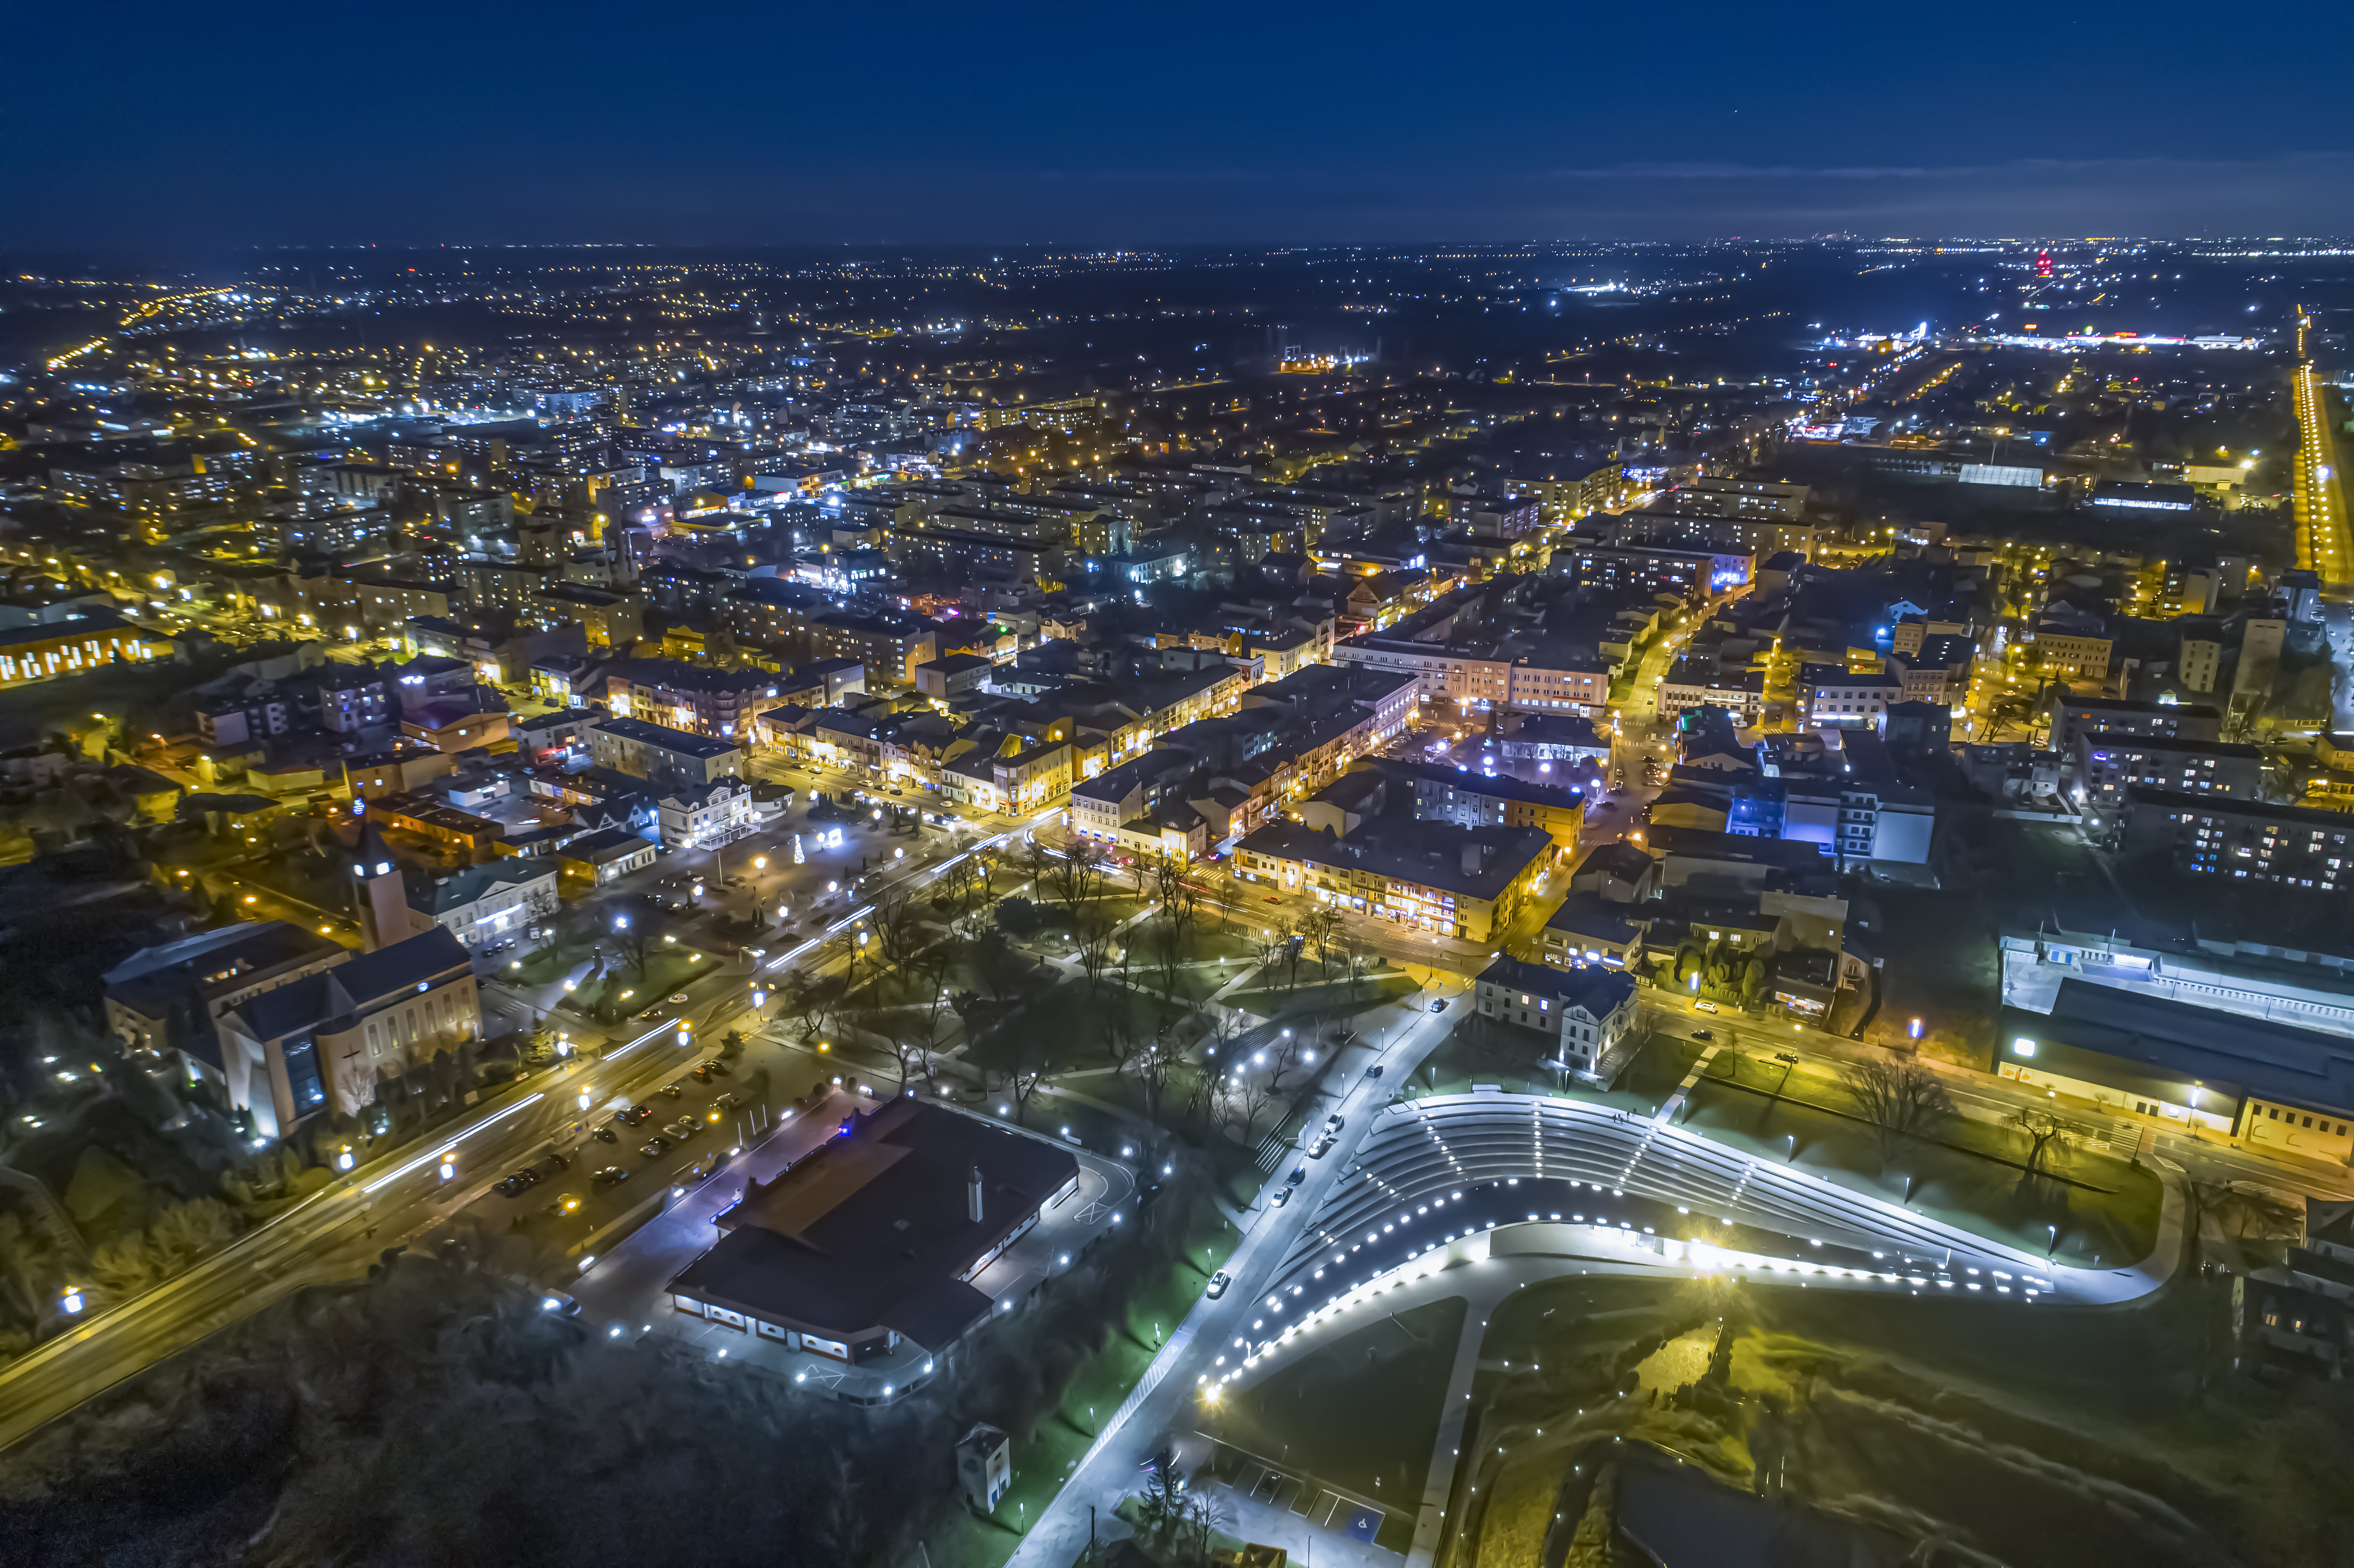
[9,0,2354,252]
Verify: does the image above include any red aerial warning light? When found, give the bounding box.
[2035,250,2054,278]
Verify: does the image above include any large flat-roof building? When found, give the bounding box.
[2001,978,2354,1164]
[668,1097,1079,1378]
[588,716,748,788]
[1233,817,1554,943]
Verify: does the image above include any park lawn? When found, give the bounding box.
[1219,971,1419,1022]
[962,979,1189,1079]
[1675,1059,2161,1266]
[1452,1262,2331,1568]
[936,1204,1242,1568]
[1408,1019,1701,1111]
[566,948,715,1018]
[1211,1295,1467,1506]
[513,938,596,987]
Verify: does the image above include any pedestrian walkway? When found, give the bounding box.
[1653,1042,1725,1122]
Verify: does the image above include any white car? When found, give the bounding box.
[1205,1270,1232,1299]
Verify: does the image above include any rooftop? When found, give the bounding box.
[670,1097,1078,1348]
[592,716,747,759]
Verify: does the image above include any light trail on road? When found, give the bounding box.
[361,1092,546,1193]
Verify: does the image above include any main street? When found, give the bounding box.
[0,787,1052,1452]
[1000,977,1473,1568]
[2293,305,2351,592]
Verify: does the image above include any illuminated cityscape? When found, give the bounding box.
[6,8,2354,1566]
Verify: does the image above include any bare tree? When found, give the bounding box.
[891,939,963,1093]
[971,930,1030,1006]
[869,888,926,969]
[1841,1054,1957,1163]
[1127,1023,1177,1126]
[1073,910,1118,996]
[1005,1061,1047,1125]
[1265,1025,1308,1095]
[1148,855,1201,956]
[612,918,651,978]
[2011,1105,2071,1178]
[1045,834,1108,918]
[1337,928,1369,1002]
[1017,834,1056,896]
[1217,1070,1279,1145]
[1297,905,1343,977]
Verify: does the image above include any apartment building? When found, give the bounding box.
[886,524,1066,588]
[655,779,759,849]
[1331,636,1608,716]
[1472,954,1639,1078]
[1797,669,1903,729]
[2120,789,2354,893]
[2071,735,2265,820]
[1233,818,1554,944]
[1365,757,1588,852]
[0,611,156,689]
[1562,538,1755,600]
[2051,696,2223,755]
[943,734,1073,815]
[601,659,780,741]
[588,717,748,788]
[405,861,560,951]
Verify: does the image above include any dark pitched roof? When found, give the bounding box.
[591,716,744,759]
[332,927,472,1007]
[1477,953,1638,1016]
[669,1098,1076,1347]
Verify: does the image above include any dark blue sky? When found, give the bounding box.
[9,0,2354,250]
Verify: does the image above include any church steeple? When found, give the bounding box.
[352,817,408,952]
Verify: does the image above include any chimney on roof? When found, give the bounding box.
[967,1166,984,1224]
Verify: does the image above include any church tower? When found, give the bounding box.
[352,818,410,953]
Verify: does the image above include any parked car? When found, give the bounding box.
[638,1137,672,1157]
[1285,1165,1305,1186]
[659,1083,685,1099]
[1205,1270,1232,1300]
[1325,1113,1345,1132]
[591,1166,632,1187]
[497,1169,542,1196]
[1364,1064,1385,1080]
[617,1104,654,1125]
[713,1091,745,1110]
[1271,1186,1293,1208]
[666,1119,701,1141]
[1694,1000,1720,1014]
[1308,1136,1333,1159]
[590,1124,619,1144]
[542,1192,581,1217]
[1691,1028,1713,1042]
[1431,999,1448,1013]
[539,1291,581,1316]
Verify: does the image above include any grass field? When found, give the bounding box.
[1211,1296,1467,1524]
[563,948,715,1018]
[937,1207,1244,1568]
[1442,1262,2352,1568]
[1219,971,1419,1021]
[1673,1054,2162,1267]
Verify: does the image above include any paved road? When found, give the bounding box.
[0,802,1055,1453]
[1635,991,2354,1205]
[1000,978,1473,1568]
